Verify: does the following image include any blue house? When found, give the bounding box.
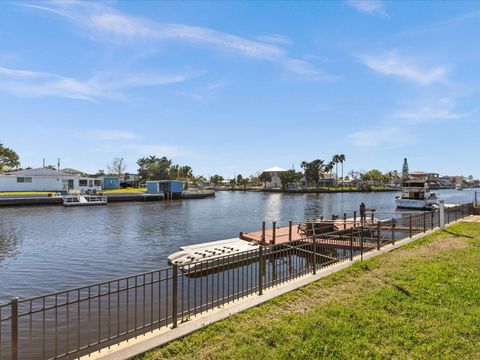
[102,177,120,190]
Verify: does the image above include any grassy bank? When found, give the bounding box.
[0,191,55,196]
[143,222,480,359]
[99,187,146,194]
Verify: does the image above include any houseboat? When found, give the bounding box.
[395,181,439,210]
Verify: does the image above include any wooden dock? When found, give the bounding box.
[241,218,424,246]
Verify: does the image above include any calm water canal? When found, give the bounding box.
[0,189,477,303]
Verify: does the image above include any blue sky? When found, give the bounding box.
[0,0,479,178]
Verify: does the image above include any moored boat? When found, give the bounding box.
[395,181,438,210]
[168,238,260,274]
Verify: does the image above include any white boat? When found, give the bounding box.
[168,238,260,274]
[395,181,439,210]
[455,183,463,191]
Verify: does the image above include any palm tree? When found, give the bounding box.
[338,154,346,186]
[331,155,340,186]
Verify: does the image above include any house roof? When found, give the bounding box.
[61,168,85,175]
[3,167,71,177]
[263,166,288,173]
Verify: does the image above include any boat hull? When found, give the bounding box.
[395,198,437,210]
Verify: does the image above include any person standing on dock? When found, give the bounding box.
[360,202,366,225]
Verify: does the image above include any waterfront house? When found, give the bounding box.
[262,166,288,189]
[0,168,102,192]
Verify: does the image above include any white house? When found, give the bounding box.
[262,166,289,189]
[0,168,102,192]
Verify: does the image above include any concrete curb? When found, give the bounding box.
[87,219,466,360]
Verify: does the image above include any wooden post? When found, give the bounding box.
[353,211,357,227]
[272,221,276,245]
[288,220,292,241]
[261,221,265,243]
[343,213,347,230]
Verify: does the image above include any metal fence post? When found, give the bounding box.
[377,221,381,250]
[261,221,265,243]
[353,211,357,227]
[343,213,347,229]
[312,235,317,275]
[391,218,395,245]
[439,201,445,229]
[272,221,276,244]
[360,229,364,261]
[288,220,292,241]
[172,265,178,328]
[350,228,354,261]
[431,211,434,230]
[409,215,412,238]
[258,246,264,295]
[423,212,427,233]
[11,297,19,360]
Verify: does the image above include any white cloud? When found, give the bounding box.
[84,129,139,140]
[0,65,195,101]
[360,51,447,85]
[21,1,330,80]
[349,127,413,148]
[255,34,292,46]
[346,0,387,16]
[395,98,473,123]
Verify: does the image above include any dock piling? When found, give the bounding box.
[261,221,265,242]
[288,220,292,241]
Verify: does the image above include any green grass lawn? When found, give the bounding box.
[142,222,480,360]
[99,187,146,194]
[0,191,55,196]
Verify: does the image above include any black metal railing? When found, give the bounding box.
[0,203,474,359]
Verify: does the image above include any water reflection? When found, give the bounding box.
[0,189,477,303]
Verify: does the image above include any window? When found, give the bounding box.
[94,180,102,187]
[16,177,32,183]
[79,179,88,186]
[88,180,93,187]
